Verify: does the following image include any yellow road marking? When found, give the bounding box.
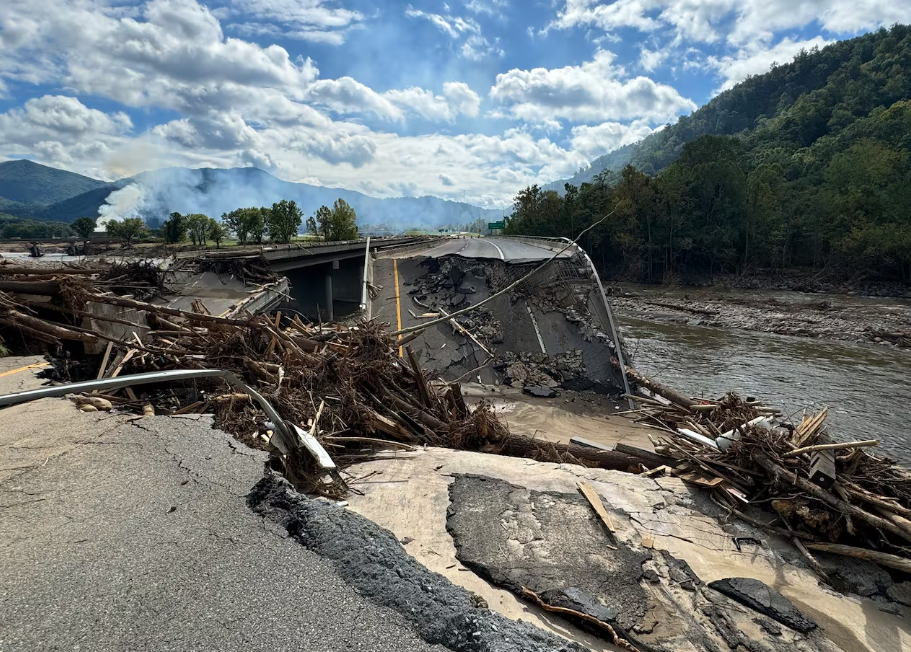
[0,362,50,379]
[393,259,403,357]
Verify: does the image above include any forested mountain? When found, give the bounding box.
[546,24,911,191]
[509,24,911,284]
[0,160,109,206]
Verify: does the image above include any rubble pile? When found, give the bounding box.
[618,361,911,577]
[454,308,502,346]
[405,259,481,311]
[494,350,586,394]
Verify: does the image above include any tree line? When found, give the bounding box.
[64,197,359,247]
[504,132,911,284]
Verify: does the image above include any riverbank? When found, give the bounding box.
[611,284,911,348]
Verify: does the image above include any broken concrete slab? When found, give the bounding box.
[342,448,911,652]
[249,473,588,652]
[445,474,843,652]
[446,474,650,633]
[708,577,818,633]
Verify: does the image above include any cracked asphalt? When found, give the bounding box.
[0,394,446,652]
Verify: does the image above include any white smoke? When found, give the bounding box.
[94,165,504,233]
[97,184,147,230]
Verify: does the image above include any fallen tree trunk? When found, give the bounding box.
[0,266,98,276]
[805,542,911,573]
[497,435,647,471]
[0,309,98,343]
[612,358,695,410]
[0,280,61,295]
[86,293,258,327]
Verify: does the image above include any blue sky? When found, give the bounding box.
[1,0,909,207]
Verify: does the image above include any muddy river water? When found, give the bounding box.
[615,289,911,464]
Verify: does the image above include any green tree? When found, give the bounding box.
[268,199,303,243]
[222,207,267,244]
[162,212,187,245]
[186,213,212,248]
[106,217,148,245]
[209,219,228,248]
[306,200,358,241]
[71,217,96,243]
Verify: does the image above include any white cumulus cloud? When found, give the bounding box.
[490,50,696,124]
[550,0,911,48]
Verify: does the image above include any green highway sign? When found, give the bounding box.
[488,221,505,230]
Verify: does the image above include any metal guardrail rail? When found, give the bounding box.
[0,368,335,469]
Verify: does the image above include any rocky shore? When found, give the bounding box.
[610,285,911,348]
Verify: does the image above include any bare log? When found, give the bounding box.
[0,266,98,276]
[0,280,61,295]
[783,440,879,459]
[497,435,647,471]
[612,358,695,410]
[86,293,258,327]
[1,309,97,343]
[805,542,911,573]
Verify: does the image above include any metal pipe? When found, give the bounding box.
[360,236,371,312]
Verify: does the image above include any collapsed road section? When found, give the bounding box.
[1,244,910,652]
[370,236,631,397]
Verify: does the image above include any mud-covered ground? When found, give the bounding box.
[611,285,911,348]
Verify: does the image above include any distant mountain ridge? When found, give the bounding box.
[0,160,503,231]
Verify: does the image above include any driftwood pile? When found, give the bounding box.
[0,260,656,497]
[616,360,911,578]
[70,308,656,496]
[870,330,911,348]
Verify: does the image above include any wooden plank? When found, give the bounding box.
[96,342,114,379]
[107,349,136,378]
[265,311,282,356]
[405,345,433,408]
[784,439,878,458]
[577,481,616,534]
[642,465,669,478]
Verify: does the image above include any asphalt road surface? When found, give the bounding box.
[0,380,446,652]
[415,236,569,263]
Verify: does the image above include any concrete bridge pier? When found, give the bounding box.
[283,257,365,323]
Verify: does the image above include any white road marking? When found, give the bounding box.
[526,303,547,354]
[487,239,506,261]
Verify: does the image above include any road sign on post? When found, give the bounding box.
[488,221,505,230]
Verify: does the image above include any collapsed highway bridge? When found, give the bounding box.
[368,235,632,398]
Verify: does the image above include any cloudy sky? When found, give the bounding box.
[1,0,908,207]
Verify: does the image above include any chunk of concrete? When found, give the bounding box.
[708,577,817,633]
[523,385,557,398]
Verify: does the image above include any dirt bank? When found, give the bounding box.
[611,286,911,348]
